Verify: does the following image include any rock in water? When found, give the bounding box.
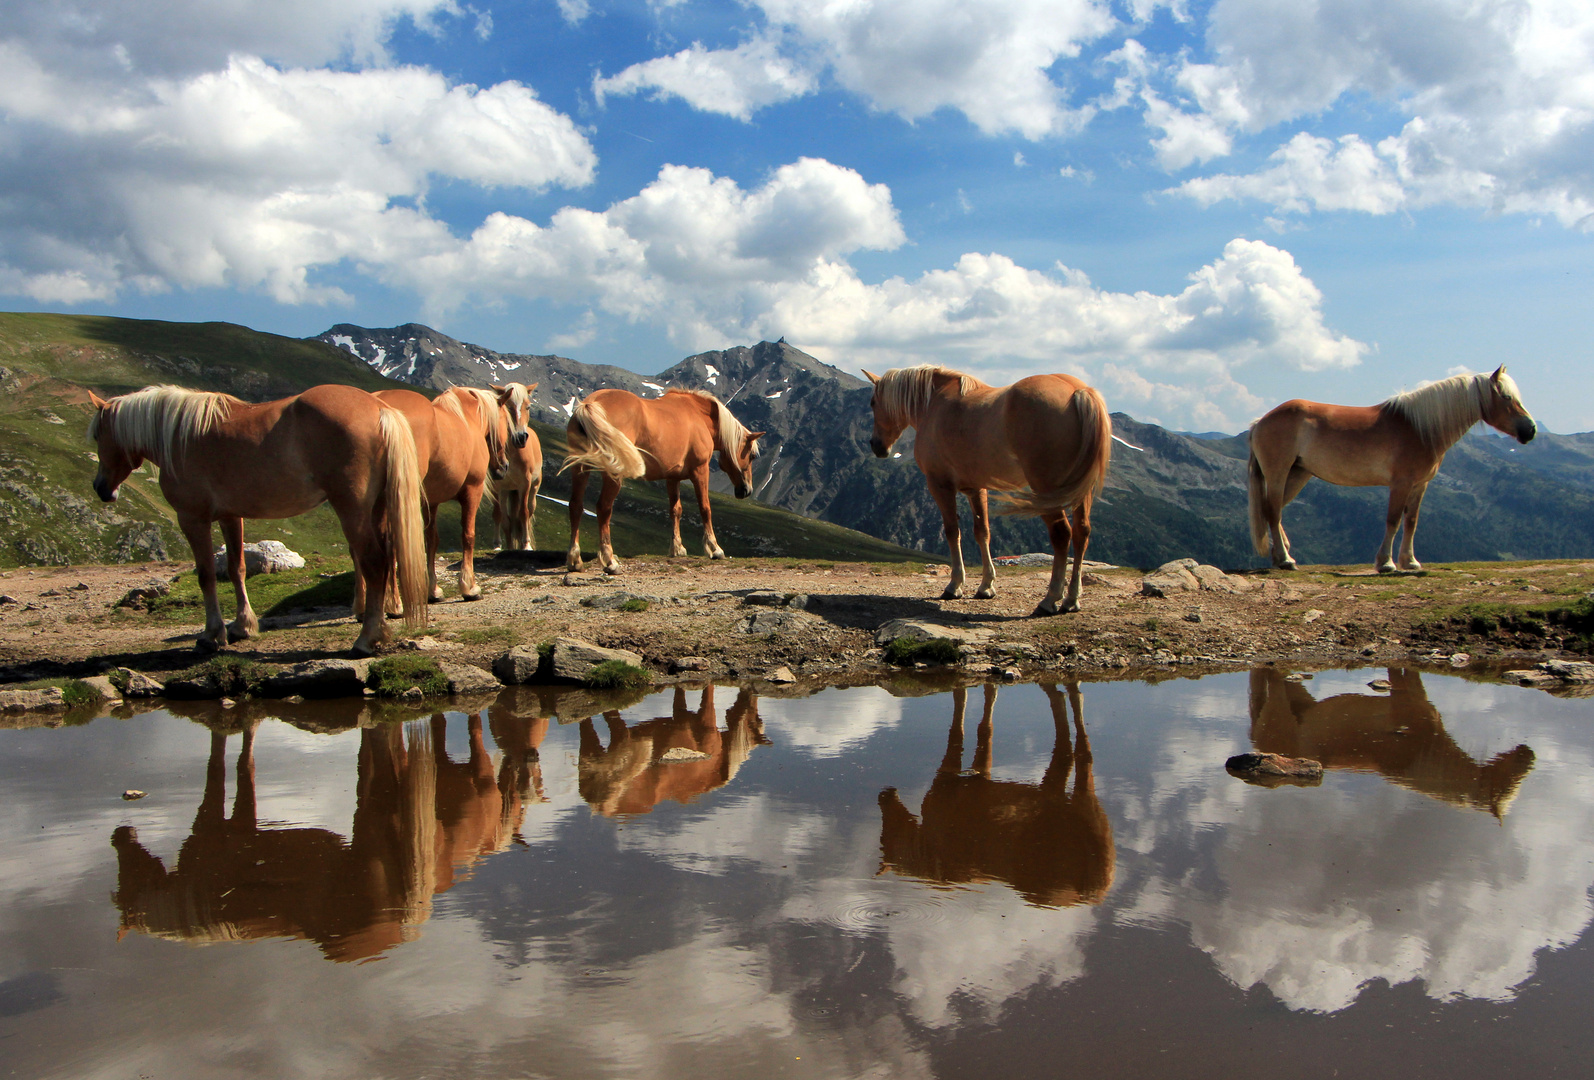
[1225,752,1324,787]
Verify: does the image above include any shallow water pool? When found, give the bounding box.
[2,667,1591,1078]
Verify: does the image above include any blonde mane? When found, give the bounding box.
[664,389,757,460]
[86,384,241,469]
[443,387,506,464]
[873,365,980,428]
[1382,372,1506,450]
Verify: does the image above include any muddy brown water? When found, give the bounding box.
[2,668,1591,1079]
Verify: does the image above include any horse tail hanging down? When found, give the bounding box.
[1247,443,1271,557]
[379,407,429,628]
[562,400,647,479]
[999,385,1113,517]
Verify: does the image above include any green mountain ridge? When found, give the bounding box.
[0,312,922,568]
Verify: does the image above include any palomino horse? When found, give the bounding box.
[878,682,1113,908]
[487,382,543,551]
[1248,667,1535,817]
[355,384,529,610]
[865,365,1112,614]
[561,388,764,573]
[1249,366,1536,572]
[86,384,427,655]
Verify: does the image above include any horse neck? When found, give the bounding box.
[1388,375,1486,451]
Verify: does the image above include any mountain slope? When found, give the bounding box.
[0,313,920,568]
[323,321,1594,569]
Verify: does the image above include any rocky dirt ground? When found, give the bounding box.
[3,552,1593,691]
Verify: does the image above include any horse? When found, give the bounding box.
[487,382,543,551]
[353,384,529,613]
[561,388,764,573]
[865,365,1112,614]
[1248,366,1536,572]
[86,383,427,656]
[878,682,1113,908]
[1249,667,1534,816]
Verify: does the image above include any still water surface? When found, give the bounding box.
[2,668,1592,1079]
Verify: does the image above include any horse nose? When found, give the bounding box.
[869,436,887,458]
[490,461,508,481]
[735,484,751,500]
[1517,417,1537,443]
[513,430,529,449]
[92,476,117,502]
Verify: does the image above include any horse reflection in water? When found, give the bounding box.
[578,686,765,816]
[112,708,549,962]
[878,682,1113,908]
[1249,667,1535,816]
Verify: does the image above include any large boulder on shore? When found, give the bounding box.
[550,637,643,683]
[215,540,305,580]
[493,645,544,685]
[260,659,372,699]
[875,618,994,646]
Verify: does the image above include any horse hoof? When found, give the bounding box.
[603,563,622,576]
[1060,599,1081,614]
[195,637,222,654]
[1376,563,1396,574]
[940,586,963,600]
[1278,560,1298,571]
[226,626,253,644]
[974,587,996,600]
[1032,600,1059,617]
[460,591,482,602]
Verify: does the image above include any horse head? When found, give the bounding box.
[724,429,764,500]
[863,370,905,458]
[1484,366,1536,444]
[491,382,535,451]
[85,390,141,502]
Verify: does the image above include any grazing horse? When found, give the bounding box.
[1248,667,1535,817]
[561,388,764,573]
[865,365,1112,614]
[878,682,1113,908]
[86,383,426,655]
[355,384,528,611]
[1249,366,1536,572]
[487,382,543,551]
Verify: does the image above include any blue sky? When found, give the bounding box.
[1,0,1589,432]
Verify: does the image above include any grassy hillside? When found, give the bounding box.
[0,312,924,568]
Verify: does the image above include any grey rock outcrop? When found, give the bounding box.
[1226,752,1325,786]
[215,540,305,579]
[550,637,644,682]
[493,645,544,685]
[875,618,994,646]
[260,659,373,699]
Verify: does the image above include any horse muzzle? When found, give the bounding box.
[512,430,529,449]
[734,484,751,500]
[489,461,509,482]
[870,436,888,458]
[1516,417,1537,444]
[92,476,118,502]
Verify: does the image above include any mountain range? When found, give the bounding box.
[319,324,1594,569]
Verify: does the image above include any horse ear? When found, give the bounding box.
[88,390,107,408]
[863,370,880,385]
[747,431,766,442]
[525,382,538,393]
[1491,365,1507,381]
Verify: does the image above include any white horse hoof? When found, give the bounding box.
[1032,599,1059,617]
[1376,562,1396,574]
[460,590,482,602]
[974,586,996,600]
[603,561,623,576]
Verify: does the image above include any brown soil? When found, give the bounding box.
[3,554,1592,688]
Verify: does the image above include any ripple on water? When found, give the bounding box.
[820,888,963,934]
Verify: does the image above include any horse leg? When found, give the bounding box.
[597,474,624,574]
[332,499,393,656]
[969,488,997,599]
[666,479,688,557]
[693,467,727,559]
[566,466,588,571]
[1376,483,1408,573]
[1260,463,1304,570]
[424,503,444,603]
[178,512,227,652]
[1398,480,1429,571]
[929,480,966,599]
[1062,501,1093,613]
[1035,509,1073,616]
[525,478,539,550]
[457,483,484,601]
[218,515,259,643]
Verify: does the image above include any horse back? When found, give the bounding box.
[582,388,716,477]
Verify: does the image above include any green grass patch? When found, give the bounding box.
[885,637,962,666]
[583,660,651,690]
[618,598,650,613]
[368,655,449,697]
[173,655,268,697]
[456,625,518,647]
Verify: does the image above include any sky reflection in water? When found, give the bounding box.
[2,668,1592,1079]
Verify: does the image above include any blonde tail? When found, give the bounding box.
[1247,442,1270,556]
[560,400,647,479]
[998,386,1113,517]
[379,407,429,629]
